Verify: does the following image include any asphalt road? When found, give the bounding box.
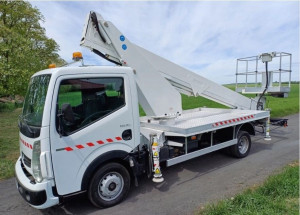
[0,114,298,215]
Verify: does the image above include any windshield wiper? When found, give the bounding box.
[18,114,35,134]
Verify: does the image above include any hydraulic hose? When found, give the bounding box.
[91,12,106,43]
[92,49,122,66]
[256,61,269,110]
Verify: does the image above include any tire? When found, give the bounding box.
[230,131,251,158]
[88,162,131,208]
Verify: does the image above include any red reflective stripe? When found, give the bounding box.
[76,145,84,149]
[65,147,73,151]
[212,115,255,128]
[30,145,32,149]
[115,137,122,141]
[106,138,113,143]
[87,142,95,147]
[97,140,104,144]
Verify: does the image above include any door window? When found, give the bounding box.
[56,77,125,135]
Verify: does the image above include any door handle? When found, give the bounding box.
[122,129,132,141]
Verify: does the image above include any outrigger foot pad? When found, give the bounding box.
[152,177,164,183]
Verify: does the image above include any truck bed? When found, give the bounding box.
[140,108,269,136]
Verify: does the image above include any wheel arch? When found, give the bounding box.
[81,150,131,191]
[235,122,255,138]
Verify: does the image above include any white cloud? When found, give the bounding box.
[30,1,299,84]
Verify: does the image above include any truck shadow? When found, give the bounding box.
[41,132,288,215]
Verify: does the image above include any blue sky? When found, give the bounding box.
[31,1,299,84]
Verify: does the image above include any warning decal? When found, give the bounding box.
[155,168,160,174]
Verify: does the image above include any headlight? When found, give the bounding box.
[32,140,43,183]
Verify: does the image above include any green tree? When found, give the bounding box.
[0,0,66,96]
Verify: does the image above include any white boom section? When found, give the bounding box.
[81,11,257,116]
[135,45,257,110]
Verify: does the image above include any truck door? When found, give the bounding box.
[49,72,137,195]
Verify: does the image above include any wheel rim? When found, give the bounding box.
[238,136,249,154]
[98,172,124,201]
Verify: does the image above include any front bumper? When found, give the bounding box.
[15,157,59,209]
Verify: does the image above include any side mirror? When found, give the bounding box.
[61,103,75,124]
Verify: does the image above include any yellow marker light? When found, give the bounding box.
[191,136,197,140]
[48,64,56,69]
[72,52,83,61]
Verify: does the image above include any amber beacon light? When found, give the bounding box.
[48,64,56,69]
[72,52,83,61]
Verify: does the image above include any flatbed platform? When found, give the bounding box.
[141,108,269,136]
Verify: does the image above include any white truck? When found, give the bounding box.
[16,11,275,209]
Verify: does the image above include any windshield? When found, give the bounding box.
[22,75,51,127]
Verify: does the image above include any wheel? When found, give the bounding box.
[230,131,252,158]
[88,162,131,208]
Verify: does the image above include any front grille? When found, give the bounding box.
[22,153,31,168]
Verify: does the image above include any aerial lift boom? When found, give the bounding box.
[81,11,258,117]
[15,11,275,210]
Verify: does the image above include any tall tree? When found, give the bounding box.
[0,0,65,96]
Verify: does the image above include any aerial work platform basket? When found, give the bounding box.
[235,52,292,98]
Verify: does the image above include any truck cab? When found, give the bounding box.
[16,66,140,208]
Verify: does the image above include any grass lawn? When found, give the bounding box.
[265,84,299,117]
[198,162,299,215]
[0,108,22,180]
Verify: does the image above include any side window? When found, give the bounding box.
[58,84,82,108]
[57,77,125,135]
